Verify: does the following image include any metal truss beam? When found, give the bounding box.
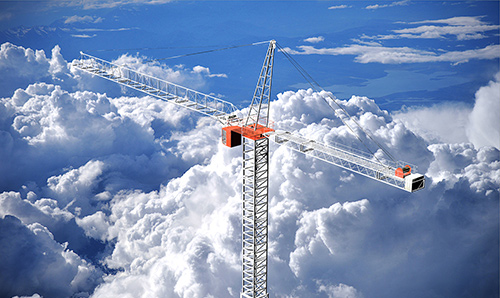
[266,130,418,192]
[241,137,270,298]
[73,52,238,125]
[245,40,275,129]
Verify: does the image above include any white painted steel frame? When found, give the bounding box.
[241,137,270,298]
[266,130,416,192]
[74,52,238,125]
[245,41,275,129]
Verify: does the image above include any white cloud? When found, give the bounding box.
[74,27,135,32]
[290,199,371,276]
[47,160,106,208]
[362,16,499,41]
[0,43,75,97]
[76,211,110,242]
[394,72,500,150]
[108,55,219,91]
[318,282,364,298]
[192,65,228,78]
[393,23,500,41]
[283,44,500,64]
[410,16,486,27]
[0,42,50,78]
[61,0,174,9]
[71,34,97,38]
[426,143,500,191]
[0,214,102,298]
[392,103,471,144]
[1,43,499,298]
[467,72,500,150]
[350,38,382,46]
[12,294,42,298]
[328,5,350,10]
[64,15,104,24]
[304,36,325,43]
[366,0,409,10]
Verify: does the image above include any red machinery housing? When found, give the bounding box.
[395,165,412,178]
[222,126,242,147]
[222,124,274,147]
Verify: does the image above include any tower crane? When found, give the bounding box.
[74,40,425,298]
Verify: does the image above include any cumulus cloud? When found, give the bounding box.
[0,215,102,298]
[101,54,223,91]
[0,43,75,97]
[394,72,500,150]
[392,103,471,144]
[192,65,228,78]
[304,36,325,43]
[0,43,498,298]
[318,282,364,298]
[467,72,500,150]
[426,143,500,191]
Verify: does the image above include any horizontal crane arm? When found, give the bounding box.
[265,130,425,192]
[73,52,424,193]
[73,52,239,125]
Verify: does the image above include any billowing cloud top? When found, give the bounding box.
[0,43,499,298]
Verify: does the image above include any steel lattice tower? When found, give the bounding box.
[241,137,270,298]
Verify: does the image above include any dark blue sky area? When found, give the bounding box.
[0,1,498,111]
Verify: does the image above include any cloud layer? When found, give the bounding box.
[367,16,500,41]
[0,43,498,298]
[365,0,409,10]
[284,16,500,64]
[283,44,500,64]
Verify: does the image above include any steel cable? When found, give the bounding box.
[276,42,397,165]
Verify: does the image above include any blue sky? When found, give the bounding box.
[0,1,499,298]
[1,0,498,110]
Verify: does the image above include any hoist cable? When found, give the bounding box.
[144,40,272,62]
[85,46,207,53]
[84,41,271,54]
[276,42,397,165]
[278,42,396,163]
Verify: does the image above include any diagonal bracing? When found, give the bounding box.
[241,137,270,298]
[74,52,238,125]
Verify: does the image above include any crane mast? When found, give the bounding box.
[73,40,424,298]
[240,40,275,298]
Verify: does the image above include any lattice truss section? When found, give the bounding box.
[267,130,414,191]
[73,52,238,124]
[241,137,270,298]
[245,41,275,128]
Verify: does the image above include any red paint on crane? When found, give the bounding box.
[240,124,275,141]
[222,126,242,147]
[395,165,411,178]
[221,124,274,147]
